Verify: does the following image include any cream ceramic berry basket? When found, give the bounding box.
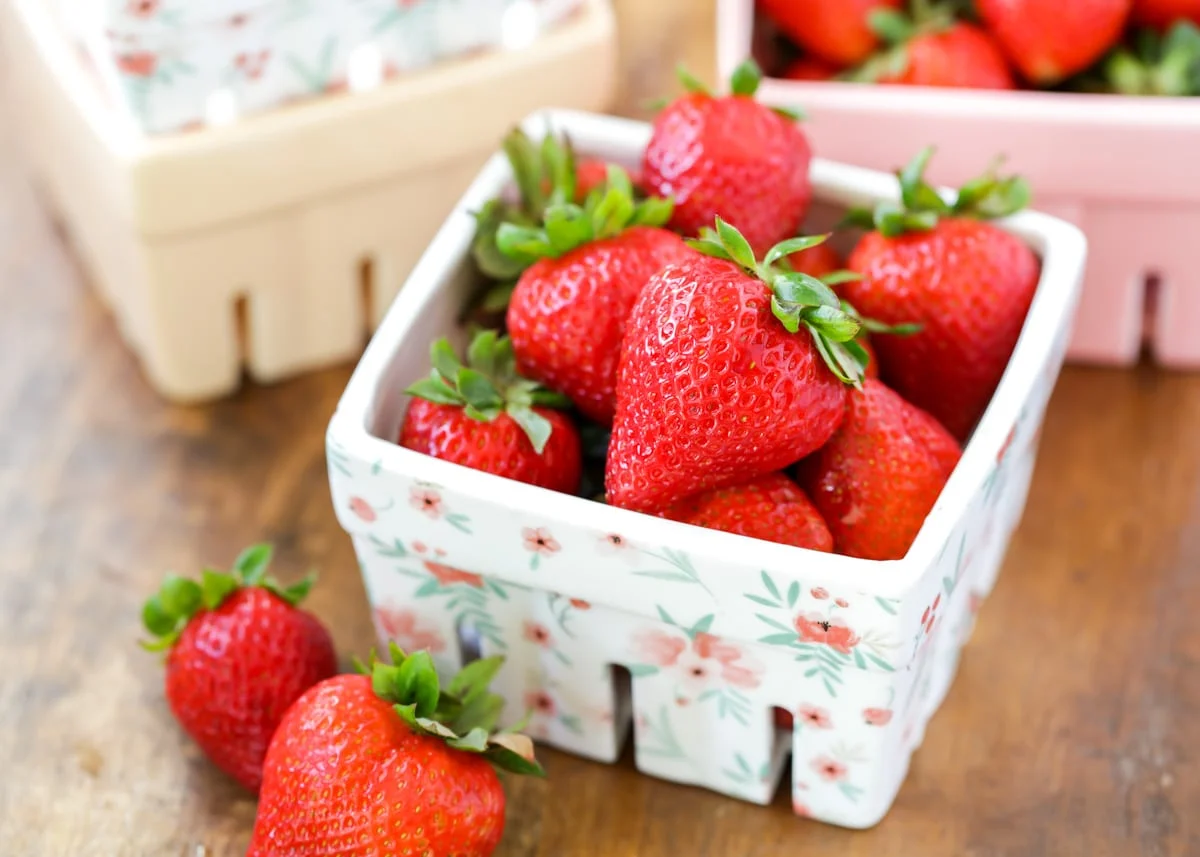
[717,0,1200,368]
[326,109,1086,828]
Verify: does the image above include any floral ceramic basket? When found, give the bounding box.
[326,110,1087,828]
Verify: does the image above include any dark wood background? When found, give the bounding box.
[1,2,1196,854]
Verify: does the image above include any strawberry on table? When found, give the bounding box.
[497,165,691,424]
[759,0,904,66]
[606,222,866,513]
[798,379,962,560]
[249,647,542,857]
[642,60,812,255]
[843,147,1040,440]
[662,472,834,551]
[401,332,582,494]
[140,544,337,793]
[977,0,1132,85]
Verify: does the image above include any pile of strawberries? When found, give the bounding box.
[400,60,1040,563]
[760,0,1200,96]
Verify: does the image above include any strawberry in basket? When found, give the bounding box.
[842,147,1040,440]
[977,0,1132,84]
[1132,0,1200,27]
[757,0,904,66]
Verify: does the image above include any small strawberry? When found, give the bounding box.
[843,147,1039,440]
[497,166,691,424]
[606,222,866,513]
[977,0,1131,84]
[662,472,834,551]
[781,56,842,81]
[642,60,812,255]
[249,647,543,857]
[851,7,1015,89]
[140,544,337,793]
[1133,0,1200,28]
[401,331,582,493]
[759,0,904,66]
[797,379,961,560]
[1103,20,1200,95]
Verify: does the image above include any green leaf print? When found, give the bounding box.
[446,513,473,534]
[636,705,687,760]
[370,535,409,558]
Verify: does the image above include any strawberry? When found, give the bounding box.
[852,7,1015,89]
[662,472,834,551]
[642,60,812,255]
[140,544,337,793]
[606,222,866,513]
[401,331,582,493]
[497,166,691,424]
[781,56,842,81]
[1104,20,1200,95]
[797,379,961,560]
[1133,0,1200,28]
[759,0,904,66]
[977,0,1131,84]
[249,647,543,857]
[843,148,1040,440]
[787,239,843,280]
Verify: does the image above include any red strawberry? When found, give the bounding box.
[642,60,812,255]
[662,472,833,551]
[781,56,842,81]
[798,379,961,560]
[606,224,865,512]
[843,148,1040,440]
[787,239,843,279]
[977,0,1131,84]
[140,544,337,793]
[1133,0,1200,27]
[401,332,582,493]
[249,648,543,857]
[853,9,1015,89]
[759,0,904,65]
[498,167,691,424]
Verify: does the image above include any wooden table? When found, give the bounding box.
[2,3,1197,855]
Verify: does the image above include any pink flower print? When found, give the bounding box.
[691,632,763,689]
[597,532,631,554]
[125,0,160,17]
[834,597,849,608]
[810,587,829,600]
[569,598,591,610]
[229,13,249,27]
[863,707,893,726]
[996,423,1018,465]
[410,487,443,519]
[633,628,687,668]
[424,561,483,589]
[348,496,377,522]
[921,594,941,636]
[793,613,861,654]
[373,605,446,654]
[812,756,848,782]
[795,704,833,729]
[522,621,553,647]
[968,592,984,615]
[234,50,271,80]
[116,52,157,77]
[634,629,763,689]
[526,690,557,717]
[523,527,561,555]
[412,540,427,554]
[792,798,811,817]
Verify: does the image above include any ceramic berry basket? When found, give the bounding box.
[717,0,1200,368]
[326,109,1086,828]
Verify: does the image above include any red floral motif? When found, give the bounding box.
[424,561,483,589]
[525,690,556,717]
[229,13,249,26]
[810,587,829,600]
[796,704,833,729]
[634,629,763,689]
[409,487,443,519]
[116,52,157,77]
[522,621,553,647]
[373,605,445,654]
[996,424,1018,465]
[234,50,271,80]
[863,707,893,726]
[597,532,631,554]
[920,594,941,636]
[569,598,591,610]
[811,756,848,782]
[348,496,376,523]
[523,527,561,555]
[792,799,811,817]
[793,613,860,654]
[412,540,427,554]
[125,0,159,17]
[968,592,984,615]
[834,597,849,608]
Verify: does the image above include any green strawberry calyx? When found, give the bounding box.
[670,58,803,121]
[1104,21,1200,97]
[496,163,673,264]
[362,643,545,777]
[844,0,957,83]
[687,219,870,387]
[405,330,572,455]
[842,146,1031,238]
[140,544,312,653]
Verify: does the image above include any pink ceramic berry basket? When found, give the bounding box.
[717,0,1200,368]
[326,109,1086,828]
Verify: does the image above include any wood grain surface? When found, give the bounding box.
[1,2,1197,855]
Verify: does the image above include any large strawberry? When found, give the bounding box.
[662,472,833,551]
[1133,0,1200,27]
[249,647,542,857]
[140,544,337,793]
[798,379,961,560]
[977,0,1132,84]
[642,60,811,255]
[498,166,691,424]
[758,0,904,66]
[401,331,582,493]
[606,222,866,513]
[843,147,1039,440]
